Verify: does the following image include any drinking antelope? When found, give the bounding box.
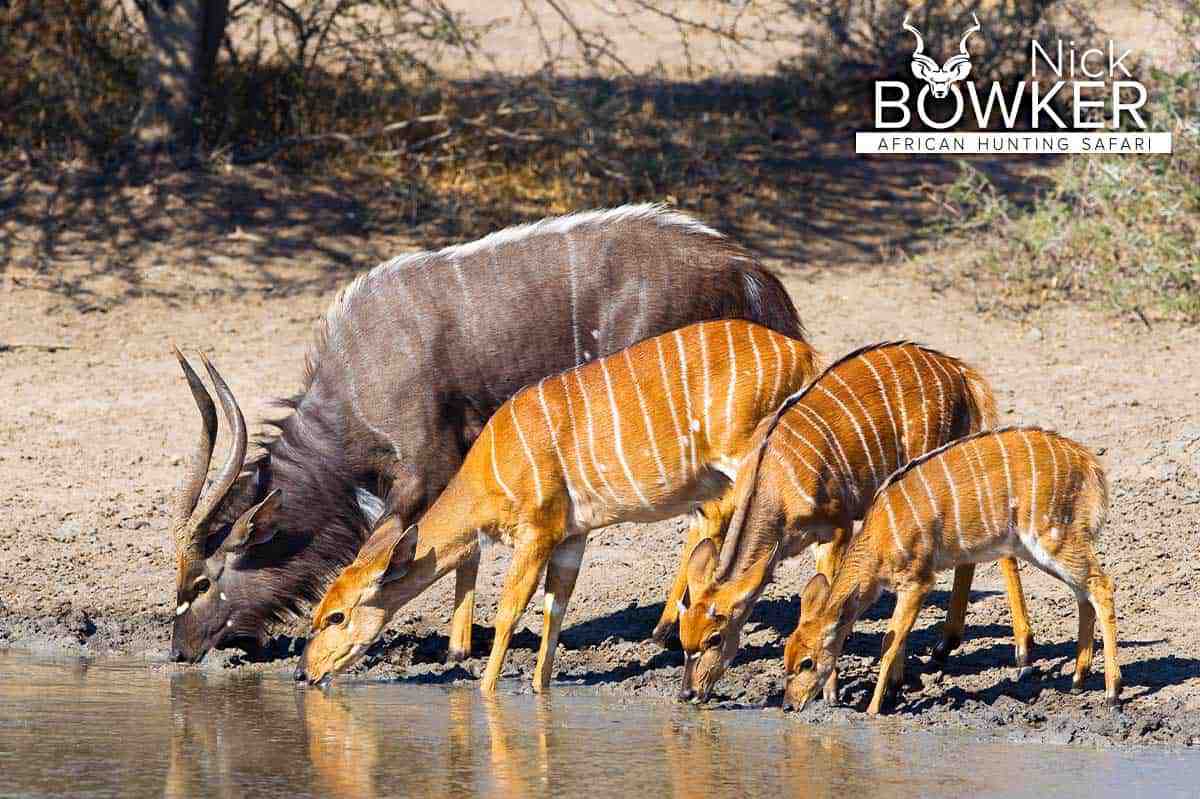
[782,427,1118,715]
[677,342,1034,703]
[165,204,805,664]
[296,320,821,691]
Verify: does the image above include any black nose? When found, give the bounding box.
[293,665,306,682]
[310,674,333,690]
[170,648,187,663]
[677,687,695,703]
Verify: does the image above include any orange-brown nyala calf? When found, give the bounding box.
[677,342,1034,703]
[783,427,1118,715]
[296,320,819,691]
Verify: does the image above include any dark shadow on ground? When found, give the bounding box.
[0,71,1056,313]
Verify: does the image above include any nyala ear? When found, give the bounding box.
[729,544,778,611]
[686,538,719,601]
[799,573,831,615]
[221,489,282,554]
[368,524,419,587]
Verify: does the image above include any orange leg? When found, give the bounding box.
[933,557,1034,678]
[532,536,587,692]
[869,582,930,715]
[447,551,480,663]
[481,535,552,694]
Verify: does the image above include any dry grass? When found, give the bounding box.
[922,57,1199,322]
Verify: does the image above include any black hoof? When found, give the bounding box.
[1105,696,1123,711]
[1015,665,1034,682]
[930,636,960,664]
[1070,683,1085,695]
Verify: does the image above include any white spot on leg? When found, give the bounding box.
[219,592,227,602]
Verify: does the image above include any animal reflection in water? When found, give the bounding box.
[162,675,380,799]
[160,674,912,798]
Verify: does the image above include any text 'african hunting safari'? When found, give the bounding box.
[169,205,1122,715]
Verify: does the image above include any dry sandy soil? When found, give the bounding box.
[2,0,1198,752]
[1,171,1198,749]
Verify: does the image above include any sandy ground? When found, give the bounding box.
[2,0,1197,752]
[1,211,1198,748]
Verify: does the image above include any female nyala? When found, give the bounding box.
[783,427,1119,715]
[676,342,1033,703]
[297,320,819,691]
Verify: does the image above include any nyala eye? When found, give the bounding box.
[326,612,346,627]
[706,633,724,651]
[194,578,212,594]
[799,657,815,672]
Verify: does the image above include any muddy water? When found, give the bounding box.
[0,652,1194,799]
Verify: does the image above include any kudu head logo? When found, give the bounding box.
[903,14,981,99]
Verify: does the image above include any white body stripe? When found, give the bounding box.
[779,422,826,477]
[655,336,688,476]
[624,349,669,487]
[897,475,922,522]
[1046,435,1061,523]
[914,460,940,521]
[559,373,600,501]
[748,325,764,408]
[770,448,817,507]
[489,423,517,503]
[601,358,650,506]
[832,372,889,477]
[768,334,783,410]
[939,452,964,549]
[900,346,930,453]
[674,331,700,474]
[510,402,543,504]
[882,493,907,556]
[724,322,737,437]
[917,348,950,443]
[995,434,1016,533]
[793,404,856,500]
[863,352,903,467]
[879,347,911,464]
[817,385,880,486]
[1020,430,1038,535]
[961,440,994,537]
[576,369,621,502]
[564,234,582,364]
[969,439,1000,536]
[537,379,575,499]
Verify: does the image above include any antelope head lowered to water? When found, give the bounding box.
[168,348,282,660]
[163,204,807,665]
[297,320,820,690]
[783,428,1119,715]
[677,342,1034,704]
